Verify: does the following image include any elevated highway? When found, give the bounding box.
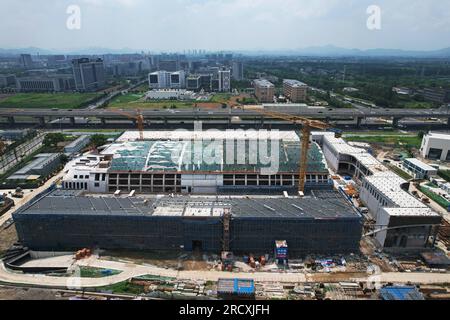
[0,106,449,128]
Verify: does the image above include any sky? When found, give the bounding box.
[1,0,450,52]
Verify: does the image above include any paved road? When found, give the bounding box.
[0,172,64,227]
[1,254,449,289]
[0,106,449,119]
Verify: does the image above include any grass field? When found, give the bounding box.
[0,93,102,109]
[108,93,196,110]
[345,134,422,149]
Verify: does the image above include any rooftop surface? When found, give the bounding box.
[16,189,360,220]
[253,79,275,88]
[404,158,438,172]
[284,79,308,87]
[105,131,328,174]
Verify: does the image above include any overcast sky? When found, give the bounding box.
[1,0,450,52]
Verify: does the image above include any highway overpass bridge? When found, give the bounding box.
[0,107,449,128]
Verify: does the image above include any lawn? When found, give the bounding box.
[108,93,196,110]
[387,164,413,180]
[108,93,144,107]
[97,281,146,295]
[0,93,103,109]
[418,186,450,210]
[345,135,422,149]
[79,267,122,278]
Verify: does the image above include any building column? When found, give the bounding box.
[356,117,363,128]
[392,117,400,128]
[37,116,45,127]
[7,116,15,126]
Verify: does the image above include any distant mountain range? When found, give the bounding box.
[1,45,450,57]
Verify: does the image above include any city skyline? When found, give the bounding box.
[1,0,450,52]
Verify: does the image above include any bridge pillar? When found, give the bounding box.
[37,117,45,127]
[392,117,400,128]
[447,117,450,128]
[356,117,363,128]
[101,118,106,126]
[260,116,265,126]
[69,117,75,126]
[7,116,15,126]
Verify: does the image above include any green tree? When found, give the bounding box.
[43,133,65,148]
[90,134,108,148]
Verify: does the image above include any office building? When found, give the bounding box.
[253,79,275,103]
[72,58,106,92]
[232,61,244,81]
[16,76,75,92]
[218,69,231,92]
[64,135,91,155]
[283,79,308,102]
[402,158,438,180]
[20,54,33,68]
[149,71,186,89]
[420,88,450,103]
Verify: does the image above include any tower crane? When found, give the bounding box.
[247,107,338,194]
[110,109,145,141]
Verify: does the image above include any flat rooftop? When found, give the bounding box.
[17,189,360,220]
[104,131,328,174]
[253,79,275,88]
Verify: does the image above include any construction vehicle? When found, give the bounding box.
[247,107,337,193]
[110,109,145,141]
[12,187,24,199]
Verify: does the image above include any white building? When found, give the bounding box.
[145,89,194,100]
[148,71,186,89]
[62,154,110,193]
[402,158,438,179]
[218,69,231,92]
[149,71,171,89]
[314,132,442,250]
[420,132,450,161]
[64,135,91,154]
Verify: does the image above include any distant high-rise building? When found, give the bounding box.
[72,58,106,92]
[232,61,244,81]
[283,79,308,103]
[158,60,179,72]
[20,54,33,68]
[218,69,231,92]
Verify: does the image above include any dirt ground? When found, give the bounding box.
[100,250,215,271]
[307,272,368,283]
[0,287,62,300]
[0,225,18,255]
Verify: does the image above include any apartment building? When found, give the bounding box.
[283,79,308,102]
[253,79,275,103]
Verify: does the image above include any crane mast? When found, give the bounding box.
[247,107,332,194]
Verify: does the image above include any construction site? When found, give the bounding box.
[1,109,450,301]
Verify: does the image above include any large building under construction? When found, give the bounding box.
[62,130,332,195]
[14,189,362,255]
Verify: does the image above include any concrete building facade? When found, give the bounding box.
[72,58,106,92]
[420,132,450,161]
[253,79,275,103]
[283,79,308,103]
